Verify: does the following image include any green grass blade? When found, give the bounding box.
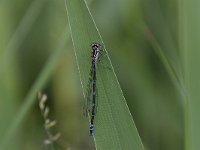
[65,0,144,149]
[180,0,200,150]
[0,30,69,149]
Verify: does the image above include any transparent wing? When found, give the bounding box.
[82,65,94,117]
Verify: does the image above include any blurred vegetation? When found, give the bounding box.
[0,0,199,149]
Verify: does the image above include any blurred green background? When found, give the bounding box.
[0,0,184,150]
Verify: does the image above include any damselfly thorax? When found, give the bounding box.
[91,43,101,64]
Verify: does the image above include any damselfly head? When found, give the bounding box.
[91,43,101,50]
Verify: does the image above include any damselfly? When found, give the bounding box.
[83,43,101,136]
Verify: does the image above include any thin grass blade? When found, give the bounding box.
[179,0,200,150]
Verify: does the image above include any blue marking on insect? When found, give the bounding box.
[89,124,94,136]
